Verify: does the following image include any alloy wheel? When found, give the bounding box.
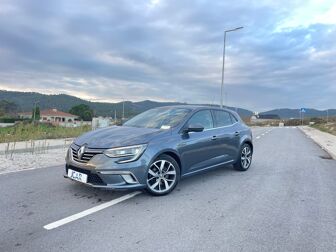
[241,146,252,169]
[147,160,177,193]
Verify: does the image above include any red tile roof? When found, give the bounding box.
[19,109,78,118]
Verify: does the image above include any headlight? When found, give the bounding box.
[66,146,72,161]
[104,144,147,163]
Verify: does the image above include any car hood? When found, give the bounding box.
[74,126,168,148]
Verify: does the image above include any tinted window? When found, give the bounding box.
[187,110,213,130]
[230,113,238,123]
[212,110,233,127]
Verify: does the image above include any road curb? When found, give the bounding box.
[0,144,68,155]
[299,127,336,160]
[0,164,63,176]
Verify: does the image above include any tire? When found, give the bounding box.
[146,154,180,196]
[233,143,253,171]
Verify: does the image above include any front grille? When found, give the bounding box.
[66,165,106,185]
[71,145,105,164]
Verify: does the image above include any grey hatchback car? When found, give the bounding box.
[65,106,253,195]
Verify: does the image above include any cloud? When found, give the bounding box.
[0,0,335,111]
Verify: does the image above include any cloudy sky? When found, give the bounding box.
[0,0,335,111]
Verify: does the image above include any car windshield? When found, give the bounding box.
[124,107,191,129]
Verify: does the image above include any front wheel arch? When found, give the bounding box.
[145,154,181,196]
[149,149,182,176]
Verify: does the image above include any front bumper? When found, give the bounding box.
[64,144,151,190]
[64,164,146,190]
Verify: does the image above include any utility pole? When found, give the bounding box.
[327,109,329,124]
[220,26,243,108]
[33,101,39,122]
[122,99,125,122]
[114,110,117,125]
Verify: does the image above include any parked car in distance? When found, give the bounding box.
[65,106,253,196]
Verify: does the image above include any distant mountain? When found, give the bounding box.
[260,108,336,119]
[0,90,253,118]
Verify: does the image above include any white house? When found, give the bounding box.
[19,108,78,124]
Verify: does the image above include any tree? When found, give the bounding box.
[0,100,18,116]
[69,104,93,121]
[32,106,40,121]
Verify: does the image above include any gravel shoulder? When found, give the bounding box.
[299,126,336,159]
[0,148,68,174]
[0,138,72,174]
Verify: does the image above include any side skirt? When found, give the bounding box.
[181,160,235,178]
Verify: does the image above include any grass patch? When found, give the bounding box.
[0,122,91,143]
[311,123,336,136]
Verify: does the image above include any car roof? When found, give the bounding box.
[157,104,234,112]
[155,105,242,121]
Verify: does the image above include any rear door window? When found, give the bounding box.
[230,113,238,123]
[212,110,234,127]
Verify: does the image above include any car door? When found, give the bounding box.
[178,109,222,174]
[211,109,241,162]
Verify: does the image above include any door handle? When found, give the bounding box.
[234,131,240,136]
[211,136,217,140]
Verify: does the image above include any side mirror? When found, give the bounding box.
[183,123,204,134]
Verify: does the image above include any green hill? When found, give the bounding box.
[0,90,253,118]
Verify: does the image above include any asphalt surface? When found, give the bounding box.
[1,127,336,251]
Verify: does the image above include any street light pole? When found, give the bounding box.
[220,32,227,109]
[220,26,243,108]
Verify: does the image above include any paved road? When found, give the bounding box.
[1,127,336,251]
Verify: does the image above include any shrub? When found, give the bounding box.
[0,122,91,143]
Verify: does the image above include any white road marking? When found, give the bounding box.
[44,191,141,230]
[254,127,274,140]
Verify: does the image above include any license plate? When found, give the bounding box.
[67,169,88,183]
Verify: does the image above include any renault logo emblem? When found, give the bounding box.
[77,145,86,159]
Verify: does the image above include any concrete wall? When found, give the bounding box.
[92,117,113,130]
[58,121,92,128]
[0,123,15,128]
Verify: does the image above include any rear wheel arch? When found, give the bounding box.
[234,142,253,171]
[243,140,253,153]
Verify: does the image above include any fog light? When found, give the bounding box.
[121,174,137,184]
